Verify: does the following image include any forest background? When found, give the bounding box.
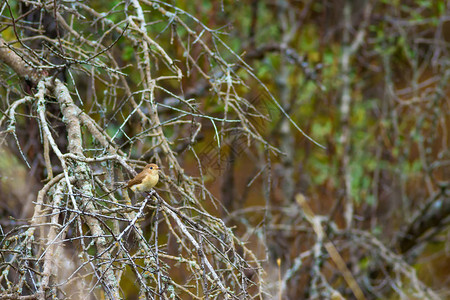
[0,0,448,299]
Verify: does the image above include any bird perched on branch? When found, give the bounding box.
[126,163,160,192]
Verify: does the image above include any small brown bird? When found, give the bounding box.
[126,163,160,192]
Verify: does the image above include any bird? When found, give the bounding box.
[126,163,160,193]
